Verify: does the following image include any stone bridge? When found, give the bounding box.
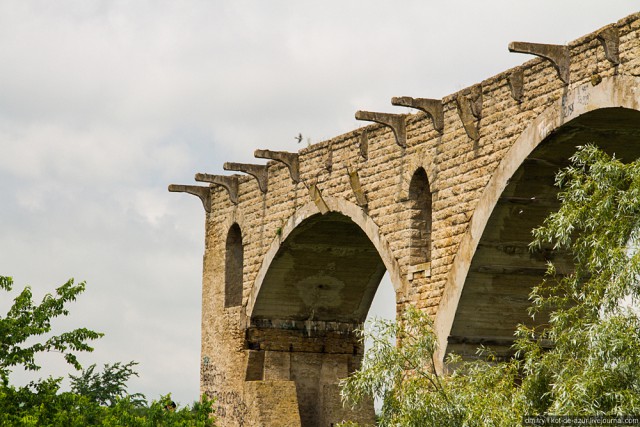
[170,13,640,427]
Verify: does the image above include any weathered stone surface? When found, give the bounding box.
[392,96,444,133]
[355,110,409,148]
[194,174,239,204]
[223,162,269,193]
[508,41,571,84]
[167,184,210,212]
[244,381,301,426]
[597,26,620,65]
[170,12,640,427]
[254,149,300,183]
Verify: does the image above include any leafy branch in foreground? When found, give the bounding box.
[70,361,146,407]
[340,308,523,426]
[340,145,640,426]
[0,276,103,385]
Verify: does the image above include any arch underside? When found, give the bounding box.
[246,211,387,426]
[449,107,640,359]
[251,211,386,327]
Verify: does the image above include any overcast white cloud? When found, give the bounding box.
[1,1,638,405]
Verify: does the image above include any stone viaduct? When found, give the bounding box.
[170,12,640,427]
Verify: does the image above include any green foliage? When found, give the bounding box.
[520,144,640,415]
[69,361,146,407]
[340,309,524,426]
[0,276,216,426]
[340,145,640,425]
[0,378,215,426]
[0,276,103,385]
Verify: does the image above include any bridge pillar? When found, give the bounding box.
[199,214,375,426]
[199,238,251,423]
[245,323,375,426]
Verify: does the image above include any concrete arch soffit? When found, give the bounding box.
[246,196,406,318]
[432,75,640,368]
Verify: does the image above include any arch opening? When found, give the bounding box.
[246,210,393,426]
[447,107,640,361]
[251,211,387,325]
[225,223,243,308]
[408,167,432,266]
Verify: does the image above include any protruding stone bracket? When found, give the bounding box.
[325,144,333,172]
[407,262,431,281]
[355,111,408,148]
[359,131,369,160]
[254,149,300,183]
[168,184,211,213]
[348,168,368,207]
[194,173,239,204]
[455,85,483,141]
[223,162,269,193]
[391,97,444,133]
[308,183,329,214]
[508,41,570,85]
[508,67,524,102]
[597,26,620,65]
[467,84,483,119]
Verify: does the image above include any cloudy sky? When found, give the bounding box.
[1,1,638,405]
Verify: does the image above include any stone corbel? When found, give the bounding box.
[455,84,483,141]
[508,41,570,85]
[359,131,369,160]
[223,162,269,193]
[391,97,444,133]
[355,111,408,148]
[254,149,300,183]
[168,184,211,213]
[325,144,333,172]
[308,183,329,214]
[508,67,524,103]
[597,26,620,65]
[348,168,368,207]
[194,173,239,204]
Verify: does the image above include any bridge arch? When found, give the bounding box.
[434,75,640,368]
[243,196,402,425]
[246,196,405,320]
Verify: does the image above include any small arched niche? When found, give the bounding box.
[225,223,243,308]
[408,167,432,265]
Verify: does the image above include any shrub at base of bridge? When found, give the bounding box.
[339,145,640,426]
[0,275,216,426]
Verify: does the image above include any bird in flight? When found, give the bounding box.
[295,133,303,143]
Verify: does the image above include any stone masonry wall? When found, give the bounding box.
[192,13,640,427]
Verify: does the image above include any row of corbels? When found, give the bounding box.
[169,149,300,212]
[356,28,620,146]
[169,145,367,214]
[168,28,620,212]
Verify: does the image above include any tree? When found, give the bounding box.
[340,145,640,426]
[0,276,215,426]
[69,361,146,407]
[0,276,103,385]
